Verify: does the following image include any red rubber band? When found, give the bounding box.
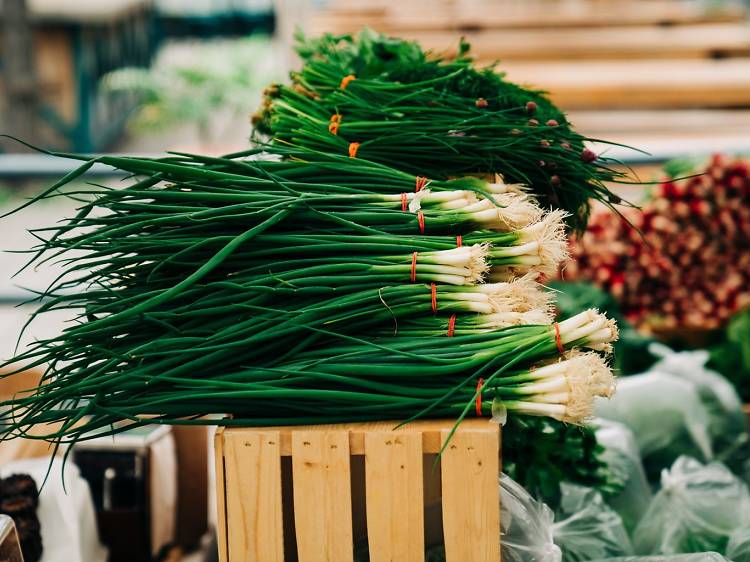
[554,322,564,354]
[417,211,425,234]
[415,176,428,192]
[401,192,408,212]
[410,252,418,283]
[475,378,484,416]
[340,74,356,89]
[456,235,462,247]
[431,283,437,313]
[447,314,457,337]
[348,142,360,158]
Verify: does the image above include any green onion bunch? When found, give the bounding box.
[0,144,618,446]
[253,29,633,231]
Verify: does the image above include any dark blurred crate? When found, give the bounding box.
[72,425,177,562]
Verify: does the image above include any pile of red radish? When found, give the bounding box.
[565,155,750,329]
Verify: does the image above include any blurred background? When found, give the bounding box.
[1,1,749,561]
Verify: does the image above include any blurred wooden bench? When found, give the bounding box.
[399,23,750,61]
[501,58,750,110]
[310,0,746,33]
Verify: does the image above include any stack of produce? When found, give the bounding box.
[253,30,629,232]
[566,155,750,329]
[0,33,625,518]
[0,146,617,446]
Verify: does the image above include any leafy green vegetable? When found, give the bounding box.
[502,415,621,509]
[255,29,636,232]
[709,310,750,401]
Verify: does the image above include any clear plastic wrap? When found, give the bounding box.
[592,552,737,562]
[726,528,750,562]
[500,473,561,562]
[633,456,750,554]
[649,345,748,463]
[595,371,713,480]
[553,483,633,561]
[594,419,652,533]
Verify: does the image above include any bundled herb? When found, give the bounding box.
[253,29,632,231]
[0,146,617,446]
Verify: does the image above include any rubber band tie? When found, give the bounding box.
[475,378,485,416]
[447,314,457,337]
[554,322,564,354]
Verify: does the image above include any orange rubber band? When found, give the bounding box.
[456,235,462,248]
[401,193,408,212]
[554,322,564,354]
[410,252,418,283]
[328,114,341,135]
[447,314,457,337]
[417,211,425,234]
[431,283,437,313]
[340,74,356,89]
[415,176,428,192]
[475,378,485,416]
[348,142,360,158]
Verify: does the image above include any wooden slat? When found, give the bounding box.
[215,428,229,562]
[501,58,750,109]
[310,0,746,33]
[401,23,750,61]
[364,431,425,562]
[292,431,354,562]
[247,418,492,455]
[223,430,284,562]
[440,426,500,562]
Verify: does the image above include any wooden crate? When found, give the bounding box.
[215,419,501,562]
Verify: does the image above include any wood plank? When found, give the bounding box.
[440,426,500,562]
[500,58,750,109]
[311,0,746,33]
[22,0,149,23]
[364,431,425,562]
[570,109,750,136]
[401,23,750,61]
[243,418,493,455]
[214,428,229,562]
[223,430,284,562]
[292,431,354,562]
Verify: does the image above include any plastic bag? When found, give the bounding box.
[726,528,750,562]
[633,456,750,554]
[593,555,729,561]
[649,345,748,462]
[500,473,561,562]
[0,457,108,562]
[553,483,633,561]
[595,371,713,481]
[594,419,652,533]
